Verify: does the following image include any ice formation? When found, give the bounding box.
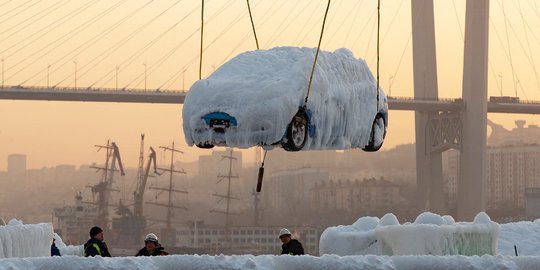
[183,46,387,150]
[320,212,500,256]
[0,219,53,258]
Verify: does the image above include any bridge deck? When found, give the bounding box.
[2,87,540,114]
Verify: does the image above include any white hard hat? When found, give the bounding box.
[145,233,159,243]
[279,228,291,238]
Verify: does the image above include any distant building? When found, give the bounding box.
[53,192,98,245]
[446,144,540,210]
[525,188,540,219]
[311,177,401,213]
[176,224,319,255]
[261,167,329,225]
[488,119,540,146]
[198,148,242,180]
[7,154,26,173]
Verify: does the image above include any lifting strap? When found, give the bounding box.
[199,0,205,80]
[376,0,381,111]
[304,0,331,105]
[246,0,259,50]
[256,150,268,192]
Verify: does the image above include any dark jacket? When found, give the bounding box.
[84,238,112,257]
[51,242,61,256]
[281,239,304,255]
[135,245,168,256]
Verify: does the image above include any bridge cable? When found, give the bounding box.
[0,0,101,56]
[500,0,519,97]
[7,0,103,82]
[376,0,380,110]
[125,0,235,89]
[264,0,304,48]
[0,0,36,21]
[199,0,204,80]
[514,0,540,93]
[27,0,130,86]
[304,0,331,105]
[0,0,31,18]
[0,0,14,11]
[14,0,134,85]
[66,0,179,86]
[79,0,178,82]
[269,1,320,47]
[219,0,285,64]
[246,0,259,50]
[293,2,323,45]
[327,0,363,45]
[0,0,68,39]
[95,2,203,88]
[160,0,248,90]
[451,0,464,40]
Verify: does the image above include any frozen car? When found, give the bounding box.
[182,47,388,151]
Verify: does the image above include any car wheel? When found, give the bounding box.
[196,143,214,149]
[363,114,386,152]
[281,110,308,151]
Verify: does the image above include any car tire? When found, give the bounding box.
[281,110,308,151]
[363,114,386,152]
[196,143,214,149]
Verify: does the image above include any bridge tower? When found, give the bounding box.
[412,0,489,220]
[411,0,445,214]
[458,0,489,221]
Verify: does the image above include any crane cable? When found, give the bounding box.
[246,0,259,50]
[245,0,267,192]
[304,0,331,105]
[376,0,380,111]
[199,0,204,80]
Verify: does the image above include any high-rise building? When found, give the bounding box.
[7,154,26,173]
[446,144,540,210]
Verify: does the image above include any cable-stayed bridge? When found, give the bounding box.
[2,0,540,221]
[4,85,540,115]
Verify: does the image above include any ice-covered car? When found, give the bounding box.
[182,46,388,151]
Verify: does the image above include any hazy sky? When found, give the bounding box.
[1,0,540,170]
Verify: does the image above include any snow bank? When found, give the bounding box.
[183,46,385,150]
[499,219,540,256]
[0,254,536,270]
[320,212,500,256]
[319,216,381,255]
[54,233,84,256]
[0,219,53,258]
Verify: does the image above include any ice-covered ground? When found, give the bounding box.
[2,213,540,269]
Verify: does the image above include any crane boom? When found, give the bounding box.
[134,147,158,217]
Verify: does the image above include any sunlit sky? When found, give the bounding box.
[1,0,540,170]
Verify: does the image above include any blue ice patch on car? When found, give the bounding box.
[306,109,316,138]
[202,112,238,127]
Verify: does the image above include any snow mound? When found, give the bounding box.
[54,233,84,256]
[0,254,533,270]
[320,212,500,256]
[499,219,540,256]
[0,220,53,258]
[319,216,381,256]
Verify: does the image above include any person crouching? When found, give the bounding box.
[136,233,168,256]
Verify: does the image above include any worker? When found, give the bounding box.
[135,233,168,256]
[84,226,112,257]
[51,238,61,256]
[279,228,304,255]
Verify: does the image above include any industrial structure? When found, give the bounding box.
[112,135,160,247]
